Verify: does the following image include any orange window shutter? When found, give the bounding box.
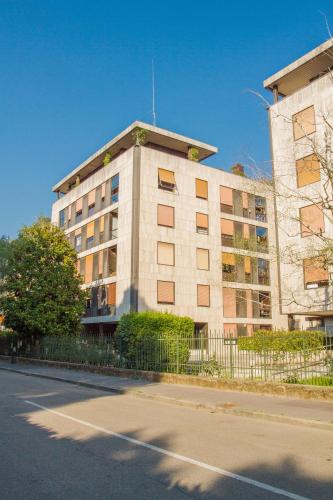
[244,256,251,273]
[293,106,315,140]
[243,223,250,239]
[107,282,116,305]
[158,205,174,227]
[74,227,82,236]
[197,248,209,270]
[86,222,94,238]
[85,254,93,283]
[304,257,328,284]
[220,218,234,235]
[223,288,236,317]
[222,252,236,265]
[158,168,175,184]
[157,242,174,266]
[197,285,210,307]
[196,213,208,228]
[76,198,83,212]
[101,182,106,199]
[296,154,320,187]
[220,186,233,205]
[88,189,96,206]
[157,281,175,304]
[196,179,208,199]
[246,289,252,318]
[300,204,324,237]
[224,323,237,337]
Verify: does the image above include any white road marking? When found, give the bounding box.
[25,400,309,500]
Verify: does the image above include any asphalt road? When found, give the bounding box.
[0,370,332,500]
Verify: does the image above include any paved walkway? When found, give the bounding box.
[0,359,332,431]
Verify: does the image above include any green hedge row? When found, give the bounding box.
[115,311,194,372]
[238,329,325,352]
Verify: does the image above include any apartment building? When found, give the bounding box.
[51,121,286,335]
[264,38,333,330]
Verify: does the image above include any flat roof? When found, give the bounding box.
[52,121,218,193]
[263,38,333,97]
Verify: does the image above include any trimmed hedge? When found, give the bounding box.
[238,329,325,352]
[115,311,194,372]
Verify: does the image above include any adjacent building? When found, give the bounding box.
[51,121,286,335]
[264,38,333,330]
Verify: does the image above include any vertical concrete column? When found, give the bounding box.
[130,145,141,311]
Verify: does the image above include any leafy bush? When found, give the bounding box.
[38,336,115,365]
[238,330,324,353]
[115,311,193,373]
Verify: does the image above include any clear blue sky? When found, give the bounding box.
[1,0,332,238]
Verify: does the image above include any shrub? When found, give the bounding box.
[238,330,324,353]
[115,311,194,373]
[38,336,115,365]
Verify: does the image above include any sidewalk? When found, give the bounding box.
[1,359,332,431]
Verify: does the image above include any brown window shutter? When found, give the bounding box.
[296,154,320,187]
[196,179,208,199]
[85,254,93,283]
[220,186,233,205]
[76,198,83,212]
[244,256,251,273]
[98,251,103,276]
[100,215,105,233]
[303,256,328,285]
[157,204,174,227]
[196,213,208,228]
[86,222,95,238]
[300,204,324,237]
[220,218,234,235]
[88,189,96,206]
[158,168,175,184]
[197,284,210,307]
[157,281,175,304]
[101,182,106,199]
[293,106,315,140]
[108,282,116,305]
[196,248,209,270]
[223,288,236,317]
[157,242,175,266]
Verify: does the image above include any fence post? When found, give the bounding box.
[229,335,234,378]
[176,336,179,374]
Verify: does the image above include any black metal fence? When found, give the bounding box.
[1,331,332,385]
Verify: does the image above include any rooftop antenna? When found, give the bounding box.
[152,59,157,126]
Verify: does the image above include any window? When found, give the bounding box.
[108,282,116,306]
[221,218,234,246]
[85,221,94,249]
[111,174,119,203]
[75,233,82,252]
[157,280,175,304]
[256,226,268,252]
[98,250,103,279]
[223,288,236,317]
[220,186,233,214]
[85,254,93,284]
[197,248,209,270]
[157,204,174,227]
[222,252,236,282]
[296,154,320,188]
[259,291,271,318]
[258,258,270,285]
[255,196,267,222]
[303,256,328,289]
[195,179,208,199]
[110,210,118,239]
[59,209,65,227]
[236,290,247,318]
[108,246,117,276]
[196,213,209,234]
[76,198,83,223]
[197,284,210,307]
[244,256,252,283]
[300,204,324,237]
[157,242,175,266]
[242,192,249,218]
[158,168,176,191]
[88,189,96,216]
[292,105,315,141]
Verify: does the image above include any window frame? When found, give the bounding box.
[157,280,175,304]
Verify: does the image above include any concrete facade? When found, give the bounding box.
[265,39,333,330]
[52,122,287,334]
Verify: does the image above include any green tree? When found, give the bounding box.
[0,217,87,337]
[0,236,11,280]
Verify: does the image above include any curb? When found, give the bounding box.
[1,364,332,433]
